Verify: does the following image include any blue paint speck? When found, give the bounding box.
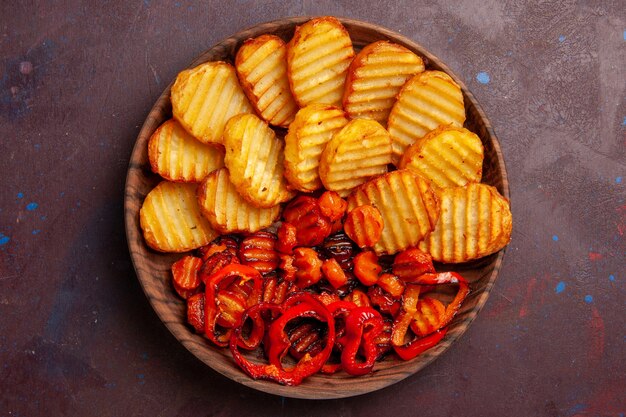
[137,373,145,379]
[567,403,588,415]
[17,192,24,199]
[584,295,593,303]
[609,274,615,282]
[616,176,622,184]
[32,229,41,235]
[141,352,149,360]
[552,235,559,241]
[26,202,38,211]
[558,35,566,42]
[0,234,10,246]
[476,72,490,84]
[34,144,41,150]
[555,282,566,294]
[623,30,626,41]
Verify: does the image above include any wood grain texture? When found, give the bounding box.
[124,17,510,400]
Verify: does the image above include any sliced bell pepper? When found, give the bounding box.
[230,292,336,386]
[204,264,263,348]
[339,306,384,376]
[393,328,448,361]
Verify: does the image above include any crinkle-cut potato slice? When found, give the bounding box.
[284,104,349,192]
[148,119,225,183]
[197,168,281,234]
[235,35,299,128]
[400,125,484,189]
[418,183,512,263]
[171,61,254,144]
[347,169,439,255]
[319,119,392,197]
[287,16,355,107]
[387,70,466,165]
[223,114,295,208]
[343,40,425,125]
[140,181,218,253]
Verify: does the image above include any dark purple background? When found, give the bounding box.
[1,1,624,416]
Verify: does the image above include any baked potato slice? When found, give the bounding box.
[287,17,355,107]
[347,169,440,255]
[236,34,299,128]
[319,119,392,197]
[223,114,295,208]
[400,125,483,189]
[343,40,424,125]
[418,183,512,263]
[387,70,465,165]
[140,181,217,252]
[148,119,224,183]
[284,103,349,192]
[197,168,281,234]
[171,61,253,144]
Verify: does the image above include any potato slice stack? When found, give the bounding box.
[138,16,511,264]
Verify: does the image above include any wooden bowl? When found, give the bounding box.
[124,17,509,399]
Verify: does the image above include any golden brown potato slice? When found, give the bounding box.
[235,35,299,128]
[148,119,225,183]
[319,119,392,197]
[387,70,466,165]
[223,114,295,208]
[343,40,425,125]
[400,125,483,189]
[347,169,439,255]
[140,181,218,252]
[197,168,281,233]
[171,61,254,144]
[287,17,355,107]
[418,183,512,263]
[284,104,349,192]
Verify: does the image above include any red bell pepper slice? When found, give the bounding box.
[339,306,384,376]
[230,293,336,386]
[393,328,448,361]
[204,264,263,348]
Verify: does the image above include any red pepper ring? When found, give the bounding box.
[320,300,358,374]
[232,294,335,386]
[339,306,384,376]
[229,302,288,381]
[205,264,263,348]
[266,293,336,380]
[393,327,448,361]
[413,272,470,331]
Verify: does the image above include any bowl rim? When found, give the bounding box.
[124,16,509,399]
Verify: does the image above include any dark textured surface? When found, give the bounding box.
[0,1,624,416]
